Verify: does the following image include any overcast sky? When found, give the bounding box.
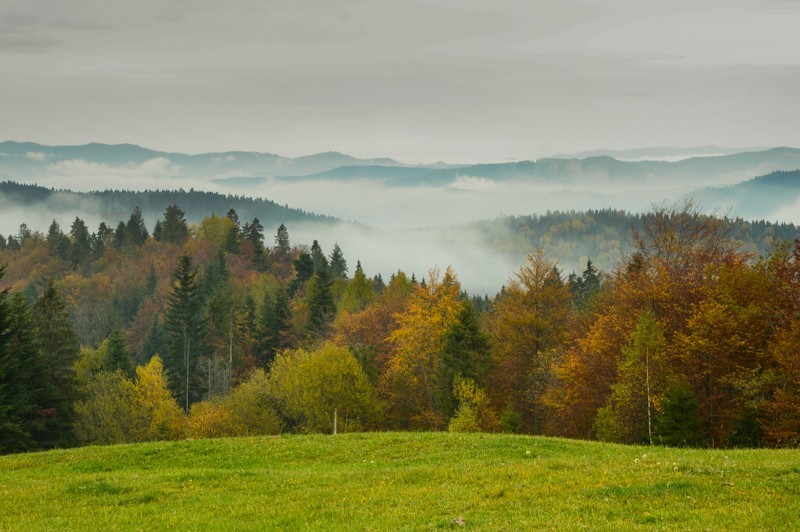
[2,0,799,163]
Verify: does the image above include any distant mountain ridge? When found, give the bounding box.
[264,147,800,189]
[0,141,401,180]
[3,142,800,190]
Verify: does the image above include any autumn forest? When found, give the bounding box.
[1,198,800,455]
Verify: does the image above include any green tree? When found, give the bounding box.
[154,204,190,244]
[142,314,167,363]
[655,379,704,447]
[268,344,377,433]
[46,220,70,260]
[289,252,314,295]
[0,269,39,452]
[105,328,133,377]
[256,286,291,368]
[329,243,348,279]
[164,254,206,411]
[595,309,667,444]
[440,301,491,416]
[305,268,335,337]
[32,281,80,448]
[275,223,290,255]
[339,261,374,313]
[69,217,92,270]
[125,207,149,247]
[74,370,138,445]
[242,218,266,269]
[310,240,328,274]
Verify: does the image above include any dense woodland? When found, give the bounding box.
[1,199,800,453]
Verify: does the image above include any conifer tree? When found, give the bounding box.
[125,207,149,247]
[154,204,189,244]
[69,217,92,270]
[0,269,36,452]
[164,254,206,411]
[256,287,291,368]
[275,223,290,255]
[306,267,335,337]
[142,314,167,363]
[47,220,70,260]
[92,222,113,259]
[32,281,80,448]
[310,240,328,274]
[105,328,133,377]
[329,243,348,279]
[0,292,45,452]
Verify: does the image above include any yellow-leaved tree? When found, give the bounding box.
[380,267,464,429]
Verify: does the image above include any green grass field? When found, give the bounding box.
[1,432,798,530]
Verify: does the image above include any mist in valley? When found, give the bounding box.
[7,151,800,295]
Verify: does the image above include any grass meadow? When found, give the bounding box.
[1,432,798,529]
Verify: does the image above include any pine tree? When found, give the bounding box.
[141,314,167,364]
[0,269,33,452]
[310,240,328,274]
[105,328,133,377]
[655,380,704,447]
[256,287,291,368]
[164,254,206,411]
[306,268,335,337]
[32,281,80,448]
[47,220,70,260]
[125,207,149,247]
[69,217,92,270]
[440,301,491,416]
[242,218,266,269]
[275,223,290,255]
[154,204,189,244]
[289,252,314,296]
[339,261,374,313]
[329,243,348,279]
[0,292,45,452]
[92,222,113,259]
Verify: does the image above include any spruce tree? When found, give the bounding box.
[0,292,44,452]
[329,243,348,280]
[125,207,149,247]
[256,287,291,368]
[306,268,335,337]
[105,328,133,377]
[155,204,189,244]
[69,217,92,270]
[0,269,31,452]
[141,314,167,364]
[275,223,290,254]
[310,240,328,274]
[47,220,70,260]
[32,281,80,448]
[164,254,206,411]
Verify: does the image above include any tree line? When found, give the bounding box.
[1,199,799,453]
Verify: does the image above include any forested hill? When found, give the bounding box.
[693,169,800,221]
[469,208,800,273]
[0,181,335,228]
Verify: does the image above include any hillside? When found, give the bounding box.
[1,432,798,529]
[693,170,800,221]
[0,181,335,230]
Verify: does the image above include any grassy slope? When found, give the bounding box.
[1,432,798,530]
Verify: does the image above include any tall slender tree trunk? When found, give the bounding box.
[646,349,652,445]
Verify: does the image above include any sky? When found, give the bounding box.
[2,0,800,163]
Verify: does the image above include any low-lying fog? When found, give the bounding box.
[2,160,798,294]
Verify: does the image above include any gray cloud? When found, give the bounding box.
[1,0,799,162]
